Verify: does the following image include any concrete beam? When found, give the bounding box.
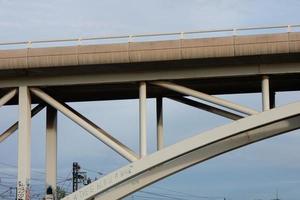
[169,96,243,120]
[0,62,299,89]
[1,33,299,71]
[152,81,258,115]
[0,89,17,108]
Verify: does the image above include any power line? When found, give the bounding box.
[64,178,73,193]
[81,167,105,176]
[0,183,14,189]
[0,161,75,199]
[139,191,191,200]
[58,169,73,191]
[153,186,226,199]
[133,194,174,200]
[0,172,50,183]
[0,161,65,179]
[0,188,12,196]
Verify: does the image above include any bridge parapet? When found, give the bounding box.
[0,25,300,71]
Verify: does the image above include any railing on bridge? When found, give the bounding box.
[0,24,300,49]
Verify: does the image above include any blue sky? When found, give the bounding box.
[0,1,300,200]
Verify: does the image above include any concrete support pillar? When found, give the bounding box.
[270,91,276,109]
[262,75,270,111]
[17,86,31,200]
[156,97,164,150]
[139,82,147,158]
[46,106,57,197]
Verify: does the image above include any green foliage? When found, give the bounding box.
[56,186,67,200]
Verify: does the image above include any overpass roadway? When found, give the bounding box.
[0,30,299,104]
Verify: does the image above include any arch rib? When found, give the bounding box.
[62,100,300,200]
[95,116,300,200]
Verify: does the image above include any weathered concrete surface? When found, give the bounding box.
[0,32,300,104]
[289,32,300,52]
[234,33,290,56]
[0,49,27,69]
[0,32,300,70]
[181,37,234,59]
[78,43,130,65]
[129,40,181,62]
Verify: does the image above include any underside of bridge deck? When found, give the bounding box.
[0,53,300,105]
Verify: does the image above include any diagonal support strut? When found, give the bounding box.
[169,96,243,120]
[30,87,138,162]
[0,104,45,143]
[152,81,259,115]
[0,89,17,108]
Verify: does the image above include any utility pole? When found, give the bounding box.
[72,162,92,192]
[271,189,280,200]
[275,189,280,200]
[72,162,80,192]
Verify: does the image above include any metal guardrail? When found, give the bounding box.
[0,24,300,48]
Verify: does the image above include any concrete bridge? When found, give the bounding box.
[0,24,300,199]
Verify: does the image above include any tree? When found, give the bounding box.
[56,186,67,200]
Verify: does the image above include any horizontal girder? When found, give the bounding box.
[1,73,300,105]
[0,32,299,104]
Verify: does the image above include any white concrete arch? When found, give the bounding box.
[62,100,300,200]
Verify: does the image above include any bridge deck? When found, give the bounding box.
[0,32,299,103]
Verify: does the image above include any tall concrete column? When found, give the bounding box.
[46,106,57,196]
[156,97,164,150]
[139,82,147,158]
[270,91,276,109]
[262,75,270,111]
[17,86,31,200]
